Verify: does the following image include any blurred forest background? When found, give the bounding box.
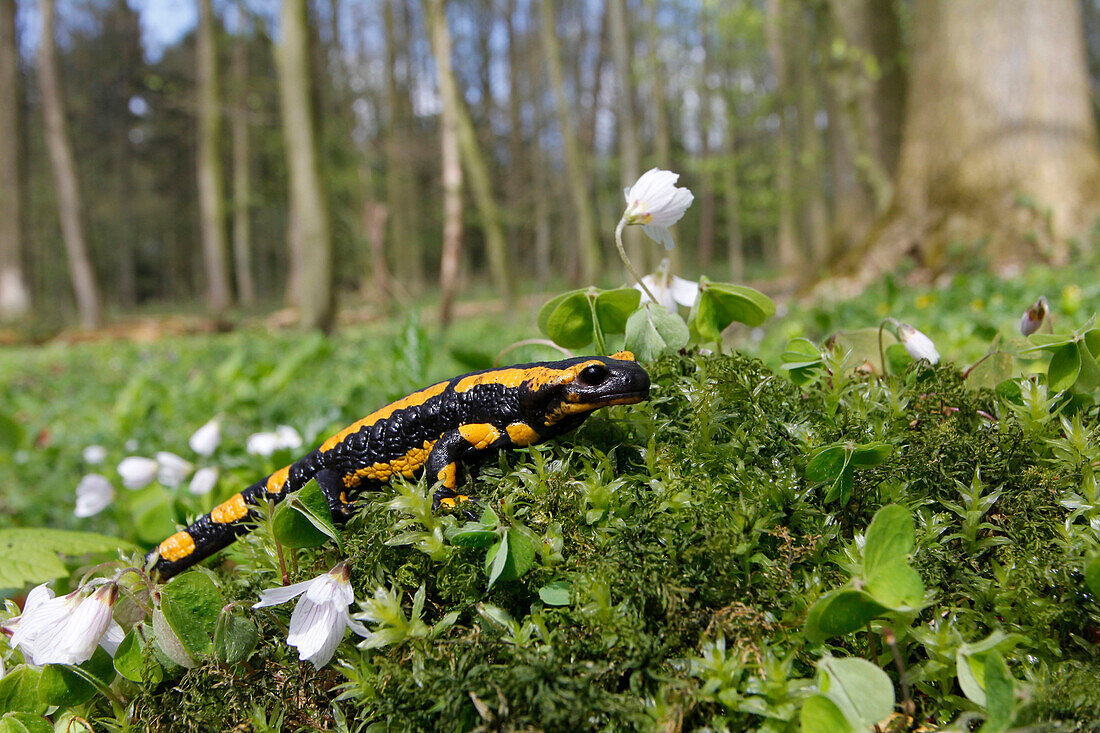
[3,0,1100,333]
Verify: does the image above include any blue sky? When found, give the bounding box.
[133,0,196,60]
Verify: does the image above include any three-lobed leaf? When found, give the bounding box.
[625,303,690,361]
[158,571,224,661]
[272,478,343,551]
[804,588,889,643]
[0,529,136,588]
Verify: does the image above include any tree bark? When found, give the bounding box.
[230,4,255,305]
[765,0,799,274]
[0,0,29,320]
[608,0,648,274]
[38,0,101,328]
[383,0,420,293]
[850,0,1100,282]
[276,0,334,329]
[540,0,600,283]
[426,0,512,305]
[791,7,828,264]
[646,0,670,167]
[198,0,232,312]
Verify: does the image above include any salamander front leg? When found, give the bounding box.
[314,468,356,523]
[425,431,478,515]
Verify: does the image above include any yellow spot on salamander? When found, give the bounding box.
[266,465,291,494]
[438,495,470,509]
[342,439,437,487]
[610,351,635,361]
[459,423,501,450]
[320,381,450,452]
[544,395,647,425]
[437,462,457,489]
[211,493,249,524]
[506,422,540,446]
[158,531,196,562]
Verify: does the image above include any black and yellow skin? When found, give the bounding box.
[149,351,650,579]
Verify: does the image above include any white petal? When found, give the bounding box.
[99,620,125,656]
[275,425,302,450]
[82,445,107,465]
[641,224,677,250]
[669,276,700,307]
[38,587,115,665]
[253,578,314,608]
[156,452,193,488]
[246,432,280,457]
[286,598,343,667]
[117,456,158,490]
[189,419,221,456]
[75,474,114,517]
[898,324,940,364]
[188,467,219,496]
[345,614,371,638]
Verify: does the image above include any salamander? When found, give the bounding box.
[147,351,650,579]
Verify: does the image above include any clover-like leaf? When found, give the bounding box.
[625,303,689,361]
[804,588,889,643]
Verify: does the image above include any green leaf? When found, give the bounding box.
[0,712,52,733]
[800,694,853,733]
[1085,556,1100,598]
[214,608,259,666]
[967,352,1015,391]
[865,557,925,610]
[863,504,914,577]
[272,479,343,551]
[1025,333,1076,350]
[114,625,165,685]
[0,529,136,588]
[486,534,509,589]
[1077,340,1100,392]
[824,467,855,504]
[849,442,892,467]
[134,500,177,546]
[158,571,224,660]
[884,343,911,375]
[804,588,889,643]
[979,651,1015,733]
[1047,343,1082,392]
[624,303,690,361]
[484,530,537,588]
[806,445,850,483]
[694,279,776,334]
[37,665,93,708]
[816,656,895,731]
[0,666,45,715]
[537,289,581,334]
[538,580,572,606]
[831,328,897,372]
[446,526,499,548]
[542,290,595,349]
[152,607,194,668]
[594,288,642,334]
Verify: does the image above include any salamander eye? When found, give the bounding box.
[578,364,610,387]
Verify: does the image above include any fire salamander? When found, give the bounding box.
[148,351,650,579]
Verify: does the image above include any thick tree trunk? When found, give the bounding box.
[539,0,600,283]
[791,8,828,264]
[723,115,744,280]
[38,0,101,328]
[646,0,670,167]
[231,11,255,306]
[276,0,334,329]
[425,0,512,305]
[0,0,29,320]
[383,0,420,293]
[850,0,1100,282]
[197,0,232,312]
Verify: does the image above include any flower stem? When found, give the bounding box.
[615,218,658,304]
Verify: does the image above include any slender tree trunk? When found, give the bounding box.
[696,70,715,267]
[851,0,1100,280]
[276,0,334,329]
[0,0,29,320]
[197,0,232,312]
[723,109,744,280]
[38,0,101,327]
[647,0,670,166]
[383,0,420,293]
[504,0,528,270]
[608,0,648,274]
[231,6,255,305]
[765,0,798,273]
[791,7,828,264]
[425,0,512,305]
[540,0,600,283]
[437,43,463,325]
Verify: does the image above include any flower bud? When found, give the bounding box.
[1019,295,1049,336]
[897,323,940,364]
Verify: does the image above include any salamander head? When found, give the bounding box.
[524,351,651,428]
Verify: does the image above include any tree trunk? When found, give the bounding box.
[723,110,744,280]
[198,0,232,312]
[608,0,648,274]
[646,0,670,167]
[0,0,29,320]
[38,0,101,328]
[231,5,255,306]
[425,0,512,305]
[851,0,1100,281]
[383,0,420,293]
[765,0,799,274]
[437,25,463,326]
[791,7,828,264]
[540,0,600,283]
[276,0,334,329]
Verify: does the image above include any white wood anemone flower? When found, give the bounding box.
[897,323,940,364]
[621,167,695,249]
[155,451,194,488]
[188,466,219,496]
[634,260,699,312]
[246,425,303,457]
[189,418,221,457]
[253,562,369,668]
[7,583,123,665]
[74,473,115,518]
[117,456,159,490]
[82,445,107,465]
